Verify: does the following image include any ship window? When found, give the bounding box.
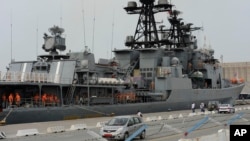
[41,66,47,70]
[147,72,152,77]
[141,73,145,77]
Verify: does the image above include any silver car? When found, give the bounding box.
[100,115,146,140]
[218,104,235,113]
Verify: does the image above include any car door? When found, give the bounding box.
[133,117,142,131]
[127,117,136,135]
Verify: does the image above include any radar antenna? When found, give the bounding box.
[124,0,172,49]
[167,9,202,48]
[42,25,66,55]
[124,0,202,49]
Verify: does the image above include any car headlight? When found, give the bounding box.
[115,127,123,134]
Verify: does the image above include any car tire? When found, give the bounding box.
[140,130,146,139]
[123,133,129,141]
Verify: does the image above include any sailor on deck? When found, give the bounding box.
[137,110,143,117]
[8,93,14,107]
[1,94,6,108]
[15,92,21,107]
[191,103,195,113]
[200,102,205,112]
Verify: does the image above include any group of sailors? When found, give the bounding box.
[115,92,136,103]
[191,102,205,113]
[1,93,21,108]
[1,92,60,108]
[40,93,60,107]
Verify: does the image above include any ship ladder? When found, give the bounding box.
[123,58,139,80]
[66,84,76,105]
[0,108,13,125]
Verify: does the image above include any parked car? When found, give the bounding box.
[100,115,146,141]
[218,104,235,113]
[207,101,220,111]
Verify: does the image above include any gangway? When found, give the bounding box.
[65,84,76,104]
[125,124,147,141]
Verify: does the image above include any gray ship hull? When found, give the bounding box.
[1,83,244,124]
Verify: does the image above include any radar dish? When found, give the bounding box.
[49,26,64,35]
[172,10,182,16]
[44,38,55,50]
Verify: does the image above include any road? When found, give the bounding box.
[0,105,249,141]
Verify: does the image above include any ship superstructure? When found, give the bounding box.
[114,0,229,102]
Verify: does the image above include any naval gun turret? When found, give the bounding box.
[42,25,66,55]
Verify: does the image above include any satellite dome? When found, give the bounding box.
[171,57,179,66]
[209,48,214,55]
[192,71,203,78]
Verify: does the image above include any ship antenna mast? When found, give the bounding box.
[10,9,13,62]
[110,10,115,58]
[60,0,63,27]
[81,0,87,48]
[36,16,39,56]
[124,0,172,49]
[91,0,96,53]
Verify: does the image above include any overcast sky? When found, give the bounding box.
[1,0,250,72]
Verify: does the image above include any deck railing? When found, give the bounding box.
[0,71,63,83]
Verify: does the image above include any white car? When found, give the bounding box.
[100,115,146,141]
[218,104,235,113]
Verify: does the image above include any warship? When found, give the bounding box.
[0,0,244,124]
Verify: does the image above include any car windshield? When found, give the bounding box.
[107,117,128,126]
[220,104,230,107]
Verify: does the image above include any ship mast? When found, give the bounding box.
[124,0,202,49]
[167,10,202,48]
[124,0,172,49]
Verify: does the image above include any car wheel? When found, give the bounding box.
[230,109,234,113]
[140,130,146,139]
[123,133,129,141]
